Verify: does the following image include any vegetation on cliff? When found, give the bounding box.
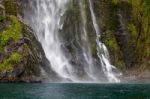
[0,15,22,53]
[0,52,21,71]
[0,0,49,82]
[93,0,150,72]
[0,0,22,72]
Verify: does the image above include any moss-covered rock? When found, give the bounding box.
[93,0,150,73]
[3,0,17,15]
[0,15,21,53]
[0,15,52,82]
[0,0,51,83]
[92,0,126,70]
[0,52,21,71]
[101,30,125,70]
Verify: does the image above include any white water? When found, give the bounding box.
[25,0,78,81]
[79,0,96,81]
[88,0,121,82]
[24,0,121,83]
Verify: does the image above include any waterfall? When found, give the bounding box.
[23,0,121,83]
[79,0,96,81]
[88,0,121,82]
[24,0,78,82]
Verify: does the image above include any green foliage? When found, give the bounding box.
[0,15,22,52]
[0,52,21,71]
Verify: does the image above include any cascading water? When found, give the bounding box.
[88,0,121,82]
[23,0,121,83]
[24,0,77,82]
[79,0,96,81]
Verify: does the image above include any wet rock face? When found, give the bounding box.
[0,19,42,82]
[58,0,104,79]
[0,0,50,83]
[92,0,150,72]
[92,0,126,70]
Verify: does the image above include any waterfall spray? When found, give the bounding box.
[24,0,121,83]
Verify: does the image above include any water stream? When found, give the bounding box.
[23,0,120,83]
[88,0,121,82]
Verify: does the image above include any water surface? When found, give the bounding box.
[0,83,150,99]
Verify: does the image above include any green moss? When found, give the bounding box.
[0,15,22,53]
[92,0,150,70]
[114,56,125,70]
[0,16,4,22]
[101,31,125,70]
[3,0,17,15]
[105,39,117,50]
[128,0,150,68]
[92,0,127,70]
[23,43,30,54]
[112,0,120,4]
[128,23,137,38]
[102,31,118,50]
[10,53,21,63]
[23,43,29,49]
[0,52,21,71]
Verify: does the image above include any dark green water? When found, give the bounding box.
[0,83,150,99]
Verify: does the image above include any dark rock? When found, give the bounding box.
[0,0,57,82]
